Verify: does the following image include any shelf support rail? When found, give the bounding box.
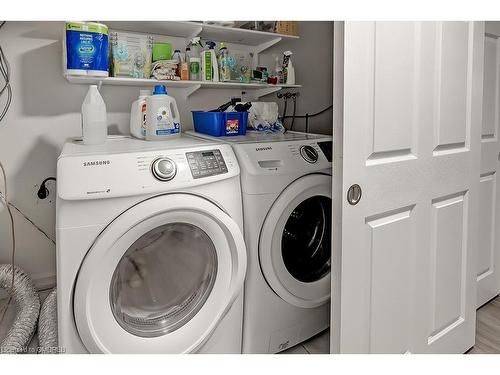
[252,37,282,68]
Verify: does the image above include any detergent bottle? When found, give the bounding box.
[145,85,181,141]
[129,89,150,139]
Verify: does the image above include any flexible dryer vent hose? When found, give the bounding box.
[0,265,40,353]
[38,288,58,354]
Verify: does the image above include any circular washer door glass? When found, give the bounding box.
[281,196,331,283]
[110,222,217,338]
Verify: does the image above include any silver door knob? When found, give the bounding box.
[347,184,362,205]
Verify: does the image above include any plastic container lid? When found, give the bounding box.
[153,85,167,95]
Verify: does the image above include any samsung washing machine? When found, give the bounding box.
[186,130,332,353]
[56,135,247,353]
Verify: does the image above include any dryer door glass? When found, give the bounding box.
[281,196,331,283]
[109,222,217,338]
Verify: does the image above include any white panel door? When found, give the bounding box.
[477,31,500,308]
[339,21,484,354]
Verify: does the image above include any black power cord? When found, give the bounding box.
[37,177,56,200]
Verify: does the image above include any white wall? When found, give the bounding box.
[0,21,333,287]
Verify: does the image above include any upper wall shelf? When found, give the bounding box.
[65,76,301,99]
[103,21,300,47]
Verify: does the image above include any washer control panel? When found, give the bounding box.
[186,149,228,179]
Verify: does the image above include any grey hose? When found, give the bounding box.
[0,265,40,353]
[38,288,58,354]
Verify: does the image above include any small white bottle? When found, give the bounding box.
[130,89,150,139]
[145,85,181,141]
[286,59,295,85]
[81,85,107,145]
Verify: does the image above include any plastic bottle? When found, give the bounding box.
[130,89,150,139]
[81,85,107,145]
[145,85,181,141]
[189,57,200,81]
[218,43,230,81]
[201,41,219,82]
[185,46,192,79]
[188,37,202,81]
[274,56,283,84]
[172,49,183,78]
[286,58,295,85]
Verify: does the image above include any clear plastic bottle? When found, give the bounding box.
[172,49,183,78]
[274,56,283,84]
[218,43,230,81]
[81,85,107,145]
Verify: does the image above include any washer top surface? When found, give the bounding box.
[60,135,220,158]
[184,130,331,145]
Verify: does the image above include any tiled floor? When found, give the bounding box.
[282,296,500,354]
[468,296,500,354]
[3,295,499,354]
[281,329,330,354]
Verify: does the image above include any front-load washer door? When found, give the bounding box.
[259,174,331,308]
[73,193,246,353]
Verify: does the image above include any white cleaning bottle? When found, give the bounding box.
[201,41,219,82]
[130,89,150,139]
[145,85,181,141]
[286,58,295,85]
[81,85,107,145]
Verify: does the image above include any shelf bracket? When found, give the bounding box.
[186,25,203,42]
[252,86,283,99]
[252,37,282,67]
[180,84,201,99]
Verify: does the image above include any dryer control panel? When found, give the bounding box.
[186,149,228,179]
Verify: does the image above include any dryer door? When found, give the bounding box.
[73,193,246,353]
[259,174,332,308]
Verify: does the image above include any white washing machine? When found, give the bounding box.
[56,136,247,353]
[186,130,332,353]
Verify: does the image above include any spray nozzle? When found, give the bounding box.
[206,41,216,50]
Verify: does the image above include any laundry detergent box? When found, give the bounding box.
[63,22,109,77]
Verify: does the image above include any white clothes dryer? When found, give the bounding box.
[186,130,332,353]
[56,136,247,353]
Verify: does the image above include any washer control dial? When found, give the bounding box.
[152,157,177,181]
[299,145,319,163]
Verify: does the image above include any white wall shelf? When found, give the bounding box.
[67,22,301,99]
[65,76,301,99]
[104,21,299,46]
[104,21,299,65]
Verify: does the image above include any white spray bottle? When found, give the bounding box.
[201,41,219,82]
